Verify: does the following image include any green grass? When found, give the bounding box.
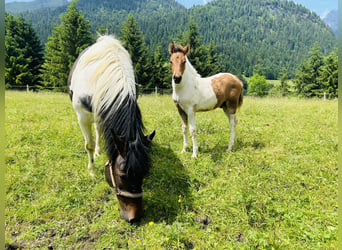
[5,91,337,249]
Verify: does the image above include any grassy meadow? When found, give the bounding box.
[5,91,337,249]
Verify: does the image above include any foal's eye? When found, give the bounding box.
[170,61,173,64]
[183,61,186,65]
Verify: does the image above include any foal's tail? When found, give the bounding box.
[238,90,243,108]
[237,78,243,108]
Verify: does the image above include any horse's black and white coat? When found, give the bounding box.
[68,35,152,180]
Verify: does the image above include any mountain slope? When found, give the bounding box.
[10,0,337,79]
[20,0,186,45]
[142,0,336,78]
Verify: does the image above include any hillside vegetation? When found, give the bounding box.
[15,0,336,78]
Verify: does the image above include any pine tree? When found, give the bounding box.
[294,42,324,97]
[5,13,43,88]
[185,19,210,76]
[319,50,338,98]
[40,0,93,91]
[206,40,224,76]
[279,67,289,96]
[120,13,152,90]
[152,45,171,91]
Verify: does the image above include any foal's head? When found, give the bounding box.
[169,42,190,84]
[105,131,155,222]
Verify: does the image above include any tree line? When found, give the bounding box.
[5,0,338,98]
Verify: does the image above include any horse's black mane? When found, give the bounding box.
[98,93,151,180]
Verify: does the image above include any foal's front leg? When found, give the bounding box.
[187,110,198,158]
[176,104,189,153]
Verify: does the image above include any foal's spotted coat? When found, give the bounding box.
[169,43,243,157]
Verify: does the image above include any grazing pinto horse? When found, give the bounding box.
[169,43,243,157]
[68,35,155,222]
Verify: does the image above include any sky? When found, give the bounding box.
[177,0,338,17]
[292,0,337,17]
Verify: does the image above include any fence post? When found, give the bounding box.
[155,86,158,95]
[26,84,29,93]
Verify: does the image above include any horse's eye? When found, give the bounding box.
[183,61,186,65]
[119,161,126,171]
[170,61,173,64]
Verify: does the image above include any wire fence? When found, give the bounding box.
[5,84,333,100]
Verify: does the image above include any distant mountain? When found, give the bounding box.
[323,10,338,36]
[5,0,69,13]
[5,0,33,2]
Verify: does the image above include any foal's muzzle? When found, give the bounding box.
[173,75,182,84]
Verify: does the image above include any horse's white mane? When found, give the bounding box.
[185,56,201,78]
[77,35,136,115]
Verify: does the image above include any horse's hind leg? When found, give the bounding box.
[223,105,237,151]
[77,115,96,176]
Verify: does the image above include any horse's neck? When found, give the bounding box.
[184,56,201,80]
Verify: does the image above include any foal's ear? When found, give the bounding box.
[168,42,175,55]
[183,44,190,55]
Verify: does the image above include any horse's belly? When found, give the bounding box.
[195,95,217,111]
[194,80,218,111]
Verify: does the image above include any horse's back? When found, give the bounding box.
[69,35,136,115]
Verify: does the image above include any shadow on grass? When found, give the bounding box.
[142,143,193,224]
[198,137,265,162]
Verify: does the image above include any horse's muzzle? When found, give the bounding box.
[173,75,182,84]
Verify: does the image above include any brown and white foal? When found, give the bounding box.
[169,43,243,157]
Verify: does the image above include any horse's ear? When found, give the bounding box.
[111,129,126,155]
[169,42,175,55]
[146,130,156,143]
[183,44,190,55]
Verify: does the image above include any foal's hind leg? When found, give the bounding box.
[77,115,96,176]
[223,105,237,151]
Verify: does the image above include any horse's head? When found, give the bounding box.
[169,42,190,84]
[105,131,155,223]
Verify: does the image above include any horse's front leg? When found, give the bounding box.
[187,110,198,158]
[94,122,102,158]
[176,104,189,153]
[77,115,96,176]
